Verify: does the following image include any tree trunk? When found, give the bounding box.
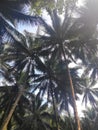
[61,46,81,130]
[66,64,81,130]
[1,87,23,130]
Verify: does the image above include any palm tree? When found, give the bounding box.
[1,1,98,129]
[0,26,49,130]
[34,1,98,127]
[1,87,23,130]
[82,56,98,82]
[33,59,84,129]
[82,77,98,108]
[34,10,82,130]
[0,83,31,130]
[0,0,42,44]
[59,116,75,130]
[15,94,52,130]
[82,107,98,130]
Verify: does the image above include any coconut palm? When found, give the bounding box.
[82,77,98,108]
[0,83,31,130]
[0,27,82,130]
[59,116,75,130]
[82,107,98,130]
[36,0,98,126]
[33,10,86,130]
[32,59,83,130]
[0,25,49,130]
[82,56,98,82]
[15,94,52,130]
[1,1,98,129]
[0,0,42,44]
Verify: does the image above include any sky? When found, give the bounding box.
[77,0,85,6]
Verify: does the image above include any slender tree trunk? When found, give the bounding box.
[61,46,81,130]
[1,87,23,130]
[66,66,81,130]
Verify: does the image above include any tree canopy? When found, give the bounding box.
[1,0,98,130]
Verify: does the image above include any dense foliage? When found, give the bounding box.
[0,0,98,130]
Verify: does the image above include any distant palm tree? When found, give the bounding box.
[83,56,98,82]
[16,94,52,130]
[82,107,98,130]
[82,77,98,108]
[59,116,75,130]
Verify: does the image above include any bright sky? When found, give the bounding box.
[77,0,85,6]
